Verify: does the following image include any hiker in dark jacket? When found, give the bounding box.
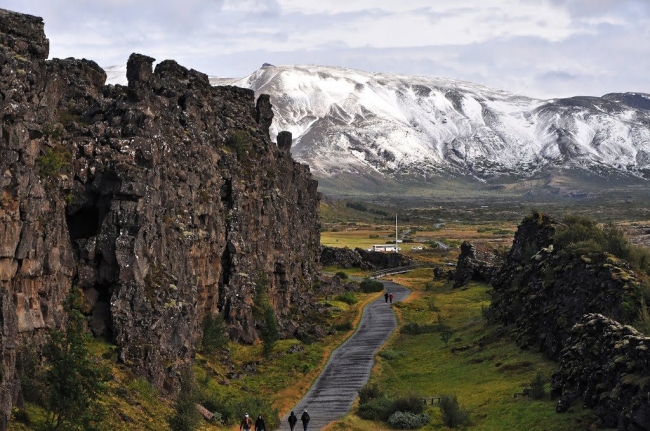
[255,414,266,431]
[288,411,298,431]
[240,413,253,431]
[300,409,310,431]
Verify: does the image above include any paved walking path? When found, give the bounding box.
[279,280,410,430]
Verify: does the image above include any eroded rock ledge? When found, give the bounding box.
[0,7,321,427]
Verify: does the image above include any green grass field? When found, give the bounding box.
[326,268,604,431]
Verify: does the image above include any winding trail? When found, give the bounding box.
[279,280,410,430]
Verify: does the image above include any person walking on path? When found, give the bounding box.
[300,409,310,431]
[384,292,389,303]
[255,414,266,431]
[389,293,394,304]
[240,413,253,431]
[288,411,298,431]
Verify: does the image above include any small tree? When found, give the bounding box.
[169,368,202,431]
[260,304,279,357]
[200,313,228,354]
[439,395,470,428]
[43,288,109,431]
[529,373,546,399]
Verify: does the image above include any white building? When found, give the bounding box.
[371,244,400,252]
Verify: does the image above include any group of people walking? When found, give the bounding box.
[240,409,310,431]
[384,291,394,303]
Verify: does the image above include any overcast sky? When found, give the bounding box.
[6,0,650,99]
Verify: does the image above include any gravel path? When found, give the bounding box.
[278,280,410,430]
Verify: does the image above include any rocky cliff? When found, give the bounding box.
[0,8,321,428]
[551,314,650,430]
[489,213,649,429]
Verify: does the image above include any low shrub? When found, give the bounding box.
[357,397,392,421]
[336,292,358,305]
[200,313,228,354]
[400,322,440,335]
[388,411,430,429]
[379,349,405,360]
[391,394,425,415]
[335,271,349,279]
[439,395,470,428]
[529,372,546,399]
[360,278,384,293]
[334,321,352,331]
[358,382,383,404]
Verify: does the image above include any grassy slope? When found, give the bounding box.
[325,268,603,431]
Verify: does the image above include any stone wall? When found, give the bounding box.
[0,7,321,427]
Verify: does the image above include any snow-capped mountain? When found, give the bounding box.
[209,64,650,196]
[105,63,650,198]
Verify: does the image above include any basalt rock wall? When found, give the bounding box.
[489,214,640,360]
[552,314,650,431]
[489,214,648,429]
[0,8,320,428]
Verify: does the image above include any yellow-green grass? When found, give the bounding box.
[327,271,601,431]
[9,339,174,431]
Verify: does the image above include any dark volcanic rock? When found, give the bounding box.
[320,246,413,271]
[0,7,321,427]
[490,214,639,359]
[552,314,650,431]
[453,241,500,287]
[489,213,647,429]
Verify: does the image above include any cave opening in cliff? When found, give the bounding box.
[66,171,122,342]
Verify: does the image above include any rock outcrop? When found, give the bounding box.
[489,213,648,429]
[489,214,639,360]
[453,241,500,287]
[320,246,413,271]
[0,8,321,427]
[552,314,650,431]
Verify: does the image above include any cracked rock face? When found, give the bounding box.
[0,7,321,427]
[489,214,648,429]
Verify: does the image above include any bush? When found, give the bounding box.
[554,216,650,275]
[336,291,358,305]
[169,369,201,431]
[529,373,546,399]
[388,411,430,429]
[357,397,392,421]
[225,130,252,158]
[358,382,383,404]
[334,321,353,331]
[391,394,425,415]
[36,144,71,180]
[439,395,470,428]
[335,271,349,279]
[260,304,279,357]
[400,322,440,335]
[200,313,228,354]
[359,278,384,293]
[378,349,405,360]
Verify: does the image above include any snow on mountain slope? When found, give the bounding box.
[103,65,128,86]
[211,64,650,182]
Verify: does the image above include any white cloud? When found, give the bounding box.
[3,0,649,98]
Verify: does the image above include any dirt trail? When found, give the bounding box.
[278,280,410,430]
